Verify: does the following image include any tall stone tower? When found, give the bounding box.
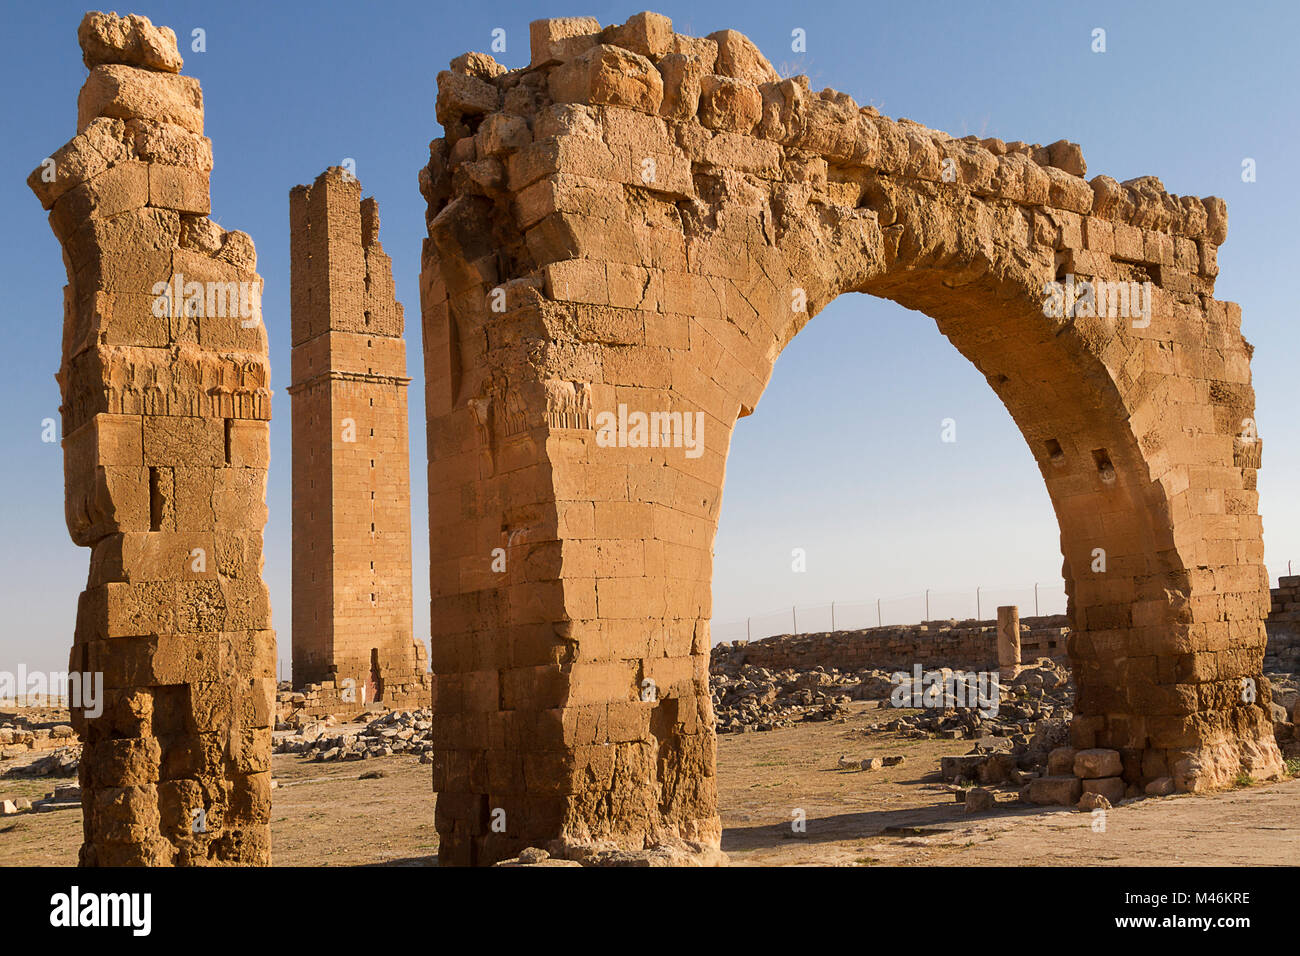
[288,168,429,710]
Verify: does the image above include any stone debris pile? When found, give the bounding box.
[1266,576,1300,672]
[4,747,82,778]
[710,655,1074,738]
[877,659,1074,742]
[0,720,78,761]
[710,664,855,733]
[941,740,1180,813]
[274,709,434,762]
[1265,674,1300,758]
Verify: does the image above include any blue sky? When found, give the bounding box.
[2,0,1297,673]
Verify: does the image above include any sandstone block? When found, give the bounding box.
[1089,175,1123,219]
[78,64,203,135]
[698,75,761,132]
[1077,791,1110,811]
[965,787,994,813]
[1045,166,1093,214]
[148,164,210,214]
[1081,775,1126,804]
[670,34,718,69]
[1046,746,1077,775]
[606,12,673,60]
[1046,139,1086,177]
[28,118,131,210]
[128,119,214,171]
[1144,776,1175,796]
[1073,748,1123,779]
[707,29,778,85]
[449,51,507,79]
[226,420,269,468]
[977,752,1017,785]
[79,11,183,73]
[435,71,500,128]
[65,207,179,291]
[49,161,150,241]
[143,415,224,467]
[549,45,664,114]
[1028,776,1082,806]
[530,17,601,66]
[657,53,706,121]
[476,113,532,158]
[940,754,984,781]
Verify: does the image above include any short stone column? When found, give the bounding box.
[997,606,1021,681]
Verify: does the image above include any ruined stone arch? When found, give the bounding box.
[28,9,1284,869]
[421,13,1282,864]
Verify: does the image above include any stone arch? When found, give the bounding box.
[420,12,1281,865]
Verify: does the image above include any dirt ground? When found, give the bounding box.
[1,701,1296,866]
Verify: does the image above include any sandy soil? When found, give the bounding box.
[1,701,1295,866]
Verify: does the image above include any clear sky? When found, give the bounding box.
[2,0,1297,673]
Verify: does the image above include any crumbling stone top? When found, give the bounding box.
[78,10,183,73]
[429,11,1227,246]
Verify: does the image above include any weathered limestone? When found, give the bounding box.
[420,12,1283,863]
[30,12,274,866]
[287,170,431,712]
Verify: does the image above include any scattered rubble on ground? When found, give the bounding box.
[497,836,728,867]
[0,783,81,817]
[0,716,77,760]
[710,662,857,733]
[274,709,434,762]
[5,747,81,778]
[710,655,1075,738]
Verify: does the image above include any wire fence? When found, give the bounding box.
[712,580,1069,644]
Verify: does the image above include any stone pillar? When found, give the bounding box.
[288,169,430,712]
[30,13,274,866]
[997,606,1021,681]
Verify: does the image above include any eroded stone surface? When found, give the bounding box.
[30,11,273,866]
[420,12,1283,864]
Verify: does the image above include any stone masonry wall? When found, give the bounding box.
[29,13,275,865]
[1267,575,1300,671]
[712,615,1071,674]
[288,169,431,713]
[723,586,1300,677]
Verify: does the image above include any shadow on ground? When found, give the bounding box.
[721,800,1055,851]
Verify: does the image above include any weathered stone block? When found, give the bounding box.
[698,75,761,132]
[1082,775,1126,804]
[530,16,601,66]
[549,45,664,114]
[78,64,203,135]
[1028,776,1083,806]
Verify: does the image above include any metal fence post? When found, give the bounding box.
[976,586,981,620]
